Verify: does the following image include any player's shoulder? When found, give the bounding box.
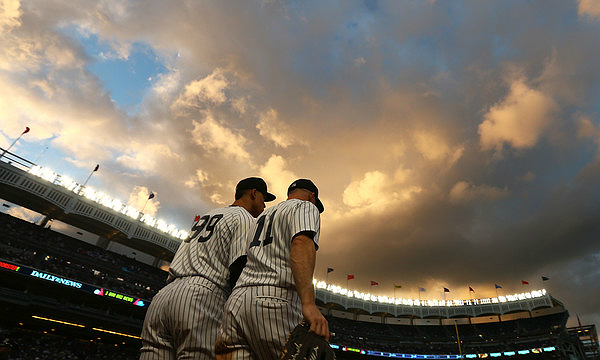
[197,206,250,226]
[273,199,319,216]
[205,205,247,216]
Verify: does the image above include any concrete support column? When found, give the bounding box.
[38,215,51,228]
[96,236,111,250]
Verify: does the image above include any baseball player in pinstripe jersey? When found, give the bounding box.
[215,179,329,360]
[140,177,276,360]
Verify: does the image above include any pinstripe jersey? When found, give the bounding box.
[235,199,320,289]
[167,205,254,291]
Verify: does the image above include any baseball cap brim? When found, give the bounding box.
[315,198,324,213]
[263,192,276,202]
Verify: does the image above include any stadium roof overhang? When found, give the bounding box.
[0,161,178,260]
[315,286,556,319]
[0,181,175,260]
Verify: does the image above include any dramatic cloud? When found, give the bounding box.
[190,115,251,162]
[2,0,600,329]
[128,185,160,216]
[479,78,559,152]
[578,0,600,21]
[174,68,229,108]
[342,170,421,213]
[0,0,22,32]
[259,155,298,199]
[256,108,303,148]
[448,181,509,204]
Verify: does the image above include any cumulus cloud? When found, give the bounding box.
[478,78,559,152]
[577,0,600,21]
[259,155,298,200]
[449,181,509,204]
[174,68,229,108]
[128,185,159,216]
[413,130,464,168]
[184,169,209,188]
[190,115,251,162]
[256,108,303,148]
[342,170,421,212]
[0,0,22,32]
[116,143,182,172]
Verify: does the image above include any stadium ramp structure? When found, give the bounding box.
[0,150,183,261]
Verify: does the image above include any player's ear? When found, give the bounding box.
[249,189,257,200]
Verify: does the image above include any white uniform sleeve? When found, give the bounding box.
[290,201,320,248]
[228,209,252,266]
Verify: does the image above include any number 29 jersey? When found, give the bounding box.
[167,206,254,290]
[235,199,321,289]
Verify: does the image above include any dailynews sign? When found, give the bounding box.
[29,270,83,289]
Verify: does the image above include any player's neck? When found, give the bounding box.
[231,199,250,213]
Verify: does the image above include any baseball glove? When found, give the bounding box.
[280,321,336,360]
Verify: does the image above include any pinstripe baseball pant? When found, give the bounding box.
[140,276,227,360]
[215,286,303,360]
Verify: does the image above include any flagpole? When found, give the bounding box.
[142,197,150,213]
[79,164,99,195]
[326,270,329,284]
[141,192,154,213]
[1,127,30,159]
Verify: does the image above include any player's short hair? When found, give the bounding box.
[235,188,251,200]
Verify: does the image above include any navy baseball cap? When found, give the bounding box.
[287,179,324,213]
[236,177,276,201]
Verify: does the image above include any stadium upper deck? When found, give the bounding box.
[314,281,561,323]
[0,148,184,261]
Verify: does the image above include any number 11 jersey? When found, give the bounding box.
[235,199,321,289]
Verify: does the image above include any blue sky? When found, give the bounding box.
[74,30,168,114]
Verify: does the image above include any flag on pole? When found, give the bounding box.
[418,287,426,292]
[22,127,30,135]
[148,192,155,199]
[371,281,378,286]
[347,274,355,280]
[93,164,99,171]
[327,268,334,273]
[394,285,402,289]
[495,284,502,289]
[541,276,549,281]
[521,280,529,285]
[443,287,450,292]
[469,286,475,292]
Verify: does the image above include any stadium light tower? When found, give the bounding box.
[0,126,30,159]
